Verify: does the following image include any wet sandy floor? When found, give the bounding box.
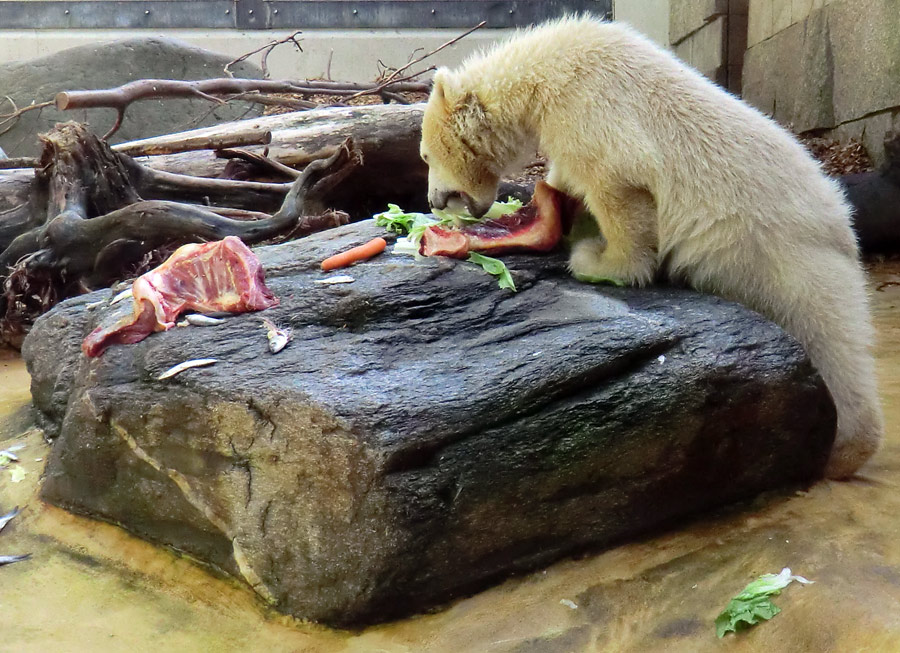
[2,264,900,652]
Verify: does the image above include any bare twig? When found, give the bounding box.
[102,109,126,141]
[263,34,303,79]
[0,99,54,137]
[227,92,318,110]
[406,47,426,64]
[224,30,304,78]
[216,148,302,179]
[347,21,485,100]
[216,149,300,179]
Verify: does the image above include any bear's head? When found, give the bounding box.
[420,68,506,218]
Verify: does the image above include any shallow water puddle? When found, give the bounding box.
[2,264,900,652]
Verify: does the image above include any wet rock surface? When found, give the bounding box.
[22,221,836,626]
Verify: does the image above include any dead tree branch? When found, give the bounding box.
[0,99,54,137]
[0,103,427,219]
[216,148,302,180]
[121,159,291,209]
[43,19,488,140]
[0,124,358,330]
[0,104,429,345]
[226,92,318,110]
[0,157,40,170]
[54,78,431,140]
[347,20,485,101]
[114,129,272,157]
[224,30,304,79]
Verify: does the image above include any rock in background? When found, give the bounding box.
[843,133,900,255]
[0,37,263,157]
[23,221,836,626]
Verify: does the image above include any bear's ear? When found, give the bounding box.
[432,68,458,107]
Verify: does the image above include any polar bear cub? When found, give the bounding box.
[419,16,882,479]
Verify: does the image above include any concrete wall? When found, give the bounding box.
[614,0,672,46]
[743,0,900,164]
[668,0,747,92]
[0,1,673,78]
[0,2,667,78]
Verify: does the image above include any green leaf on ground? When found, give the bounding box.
[715,568,813,638]
[467,252,516,291]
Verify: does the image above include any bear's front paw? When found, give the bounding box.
[569,237,654,287]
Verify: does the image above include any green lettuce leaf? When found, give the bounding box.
[373,204,435,236]
[374,196,524,245]
[431,207,482,225]
[715,568,813,638]
[467,252,516,292]
[484,196,524,219]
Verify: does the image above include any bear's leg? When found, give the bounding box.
[697,246,883,478]
[764,250,882,478]
[569,186,658,286]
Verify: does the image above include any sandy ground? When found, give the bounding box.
[1,264,900,652]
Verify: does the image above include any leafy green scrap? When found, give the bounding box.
[467,252,516,291]
[715,568,813,638]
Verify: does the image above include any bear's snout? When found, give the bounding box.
[428,188,453,211]
[429,189,486,218]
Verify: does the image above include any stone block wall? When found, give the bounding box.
[743,0,900,164]
[670,0,748,93]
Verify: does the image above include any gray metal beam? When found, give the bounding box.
[0,1,611,30]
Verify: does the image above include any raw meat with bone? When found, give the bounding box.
[82,236,278,357]
[420,181,569,258]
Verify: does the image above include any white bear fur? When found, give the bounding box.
[419,16,882,479]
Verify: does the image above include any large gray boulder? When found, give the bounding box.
[23,221,835,626]
[0,37,263,158]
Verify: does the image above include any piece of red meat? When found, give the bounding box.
[82,236,278,357]
[420,181,569,258]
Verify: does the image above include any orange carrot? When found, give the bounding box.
[321,237,387,271]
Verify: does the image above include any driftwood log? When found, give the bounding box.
[0,103,428,346]
[1,123,359,276]
[0,103,426,223]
